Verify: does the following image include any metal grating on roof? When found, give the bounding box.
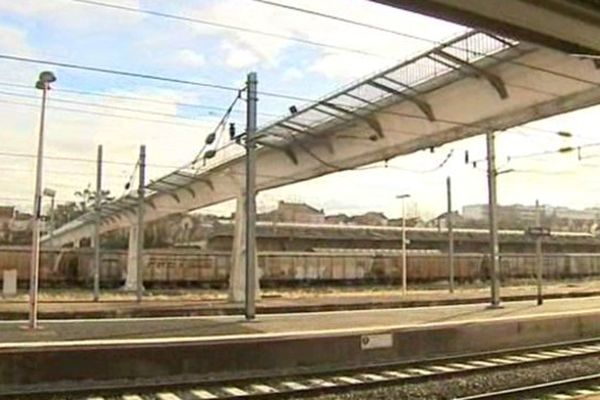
[147,170,198,193]
[255,30,519,150]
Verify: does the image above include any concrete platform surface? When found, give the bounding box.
[3,281,600,319]
[2,296,600,346]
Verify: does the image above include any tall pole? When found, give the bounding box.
[245,72,258,320]
[486,131,501,308]
[447,176,455,293]
[93,145,102,302]
[48,195,55,247]
[535,199,543,305]
[29,73,54,330]
[401,198,407,295]
[136,145,146,303]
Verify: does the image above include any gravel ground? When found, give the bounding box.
[7,278,600,302]
[299,355,600,400]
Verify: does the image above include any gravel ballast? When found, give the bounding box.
[301,356,600,400]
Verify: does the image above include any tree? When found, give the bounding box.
[74,184,113,213]
[54,186,115,228]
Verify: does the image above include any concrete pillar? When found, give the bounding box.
[229,193,260,302]
[123,224,140,291]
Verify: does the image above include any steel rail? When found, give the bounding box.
[455,372,600,399]
[5,337,600,399]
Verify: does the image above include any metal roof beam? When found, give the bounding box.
[368,80,436,121]
[431,50,509,99]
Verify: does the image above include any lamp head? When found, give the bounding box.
[36,71,56,90]
[43,188,56,197]
[38,71,56,84]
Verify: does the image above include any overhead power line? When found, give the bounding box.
[69,0,391,60]
[0,54,241,92]
[1,50,596,137]
[249,0,451,44]
[67,0,600,89]
[3,166,126,179]
[0,98,209,129]
[0,80,283,119]
[0,150,187,169]
[0,88,216,123]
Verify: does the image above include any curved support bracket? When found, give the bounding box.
[276,122,334,154]
[197,178,214,191]
[185,187,196,198]
[321,101,384,138]
[256,138,299,164]
[145,199,156,210]
[432,50,509,100]
[367,81,435,121]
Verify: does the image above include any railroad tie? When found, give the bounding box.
[157,393,182,400]
[250,384,278,394]
[336,376,363,385]
[281,381,309,391]
[191,389,219,399]
[222,387,248,397]
[307,378,337,388]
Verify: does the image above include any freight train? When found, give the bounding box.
[2,246,600,288]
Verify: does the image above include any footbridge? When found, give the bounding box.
[42,30,600,296]
[373,0,600,56]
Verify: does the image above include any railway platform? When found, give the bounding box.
[2,281,600,319]
[2,296,600,394]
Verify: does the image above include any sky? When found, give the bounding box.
[0,0,599,221]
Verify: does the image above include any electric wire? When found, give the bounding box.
[0,80,282,119]
[0,150,186,170]
[0,88,224,123]
[0,49,596,136]
[69,0,392,60]
[64,0,600,90]
[0,98,209,129]
[192,88,244,165]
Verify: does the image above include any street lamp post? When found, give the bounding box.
[42,188,56,247]
[29,71,56,330]
[397,194,410,295]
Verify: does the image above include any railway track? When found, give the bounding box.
[7,338,600,400]
[455,372,600,399]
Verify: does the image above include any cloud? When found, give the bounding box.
[173,49,207,68]
[0,82,224,211]
[0,25,32,55]
[282,67,303,81]
[0,0,143,33]
[221,41,261,69]
[182,0,464,79]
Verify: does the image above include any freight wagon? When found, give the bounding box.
[2,246,600,288]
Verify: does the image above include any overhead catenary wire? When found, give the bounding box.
[191,87,245,165]
[0,88,231,123]
[64,0,600,90]
[0,80,283,119]
[69,0,392,60]
[2,166,128,179]
[0,150,189,170]
[0,98,212,129]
